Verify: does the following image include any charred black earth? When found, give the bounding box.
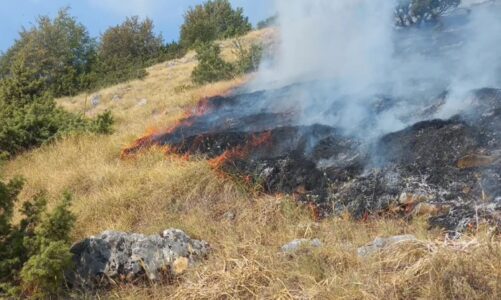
[124,86,501,233]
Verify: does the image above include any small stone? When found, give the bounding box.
[112,94,121,102]
[137,98,148,107]
[281,238,323,253]
[223,211,236,221]
[90,95,100,107]
[357,235,417,257]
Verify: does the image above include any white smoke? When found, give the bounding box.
[249,0,501,138]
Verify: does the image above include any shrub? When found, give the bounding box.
[160,41,187,62]
[0,58,114,158]
[180,0,252,48]
[0,179,76,299]
[233,40,263,74]
[191,42,236,84]
[20,241,73,299]
[191,41,263,85]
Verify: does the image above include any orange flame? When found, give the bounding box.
[208,131,273,170]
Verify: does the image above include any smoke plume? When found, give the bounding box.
[249,0,501,139]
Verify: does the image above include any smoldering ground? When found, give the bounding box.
[124,0,501,231]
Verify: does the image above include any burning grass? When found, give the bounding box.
[2,28,500,299]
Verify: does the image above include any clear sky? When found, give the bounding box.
[0,0,274,52]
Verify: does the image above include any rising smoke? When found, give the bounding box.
[249,0,501,139]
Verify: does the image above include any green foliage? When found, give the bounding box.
[98,16,163,66]
[180,0,252,48]
[90,110,114,135]
[0,8,96,97]
[257,15,278,29]
[159,41,188,62]
[191,42,236,84]
[93,16,164,87]
[0,180,76,298]
[20,241,73,299]
[191,41,263,85]
[0,58,114,158]
[233,40,263,74]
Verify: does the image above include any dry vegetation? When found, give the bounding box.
[2,29,500,299]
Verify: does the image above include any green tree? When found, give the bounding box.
[191,42,235,84]
[94,16,163,86]
[180,0,252,48]
[0,8,96,97]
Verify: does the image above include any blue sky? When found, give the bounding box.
[0,0,274,52]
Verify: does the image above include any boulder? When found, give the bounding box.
[357,235,417,257]
[68,229,210,290]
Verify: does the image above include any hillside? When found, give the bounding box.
[3,27,501,299]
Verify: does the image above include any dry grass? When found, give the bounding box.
[2,28,500,299]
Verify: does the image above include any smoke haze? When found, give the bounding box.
[249,0,501,139]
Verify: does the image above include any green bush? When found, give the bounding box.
[0,58,114,158]
[191,41,263,85]
[159,41,188,62]
[233,40,263,74]
[180,0,252,49]
[0,179,75,298]
[20,241,73,299]
[191,42,236,84]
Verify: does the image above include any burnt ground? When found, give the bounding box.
[124,87,501,234]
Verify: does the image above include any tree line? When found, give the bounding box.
[0,0,255,159]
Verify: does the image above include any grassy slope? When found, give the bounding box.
[2,29,501,299]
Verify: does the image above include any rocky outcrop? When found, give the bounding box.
[68,229,210,290]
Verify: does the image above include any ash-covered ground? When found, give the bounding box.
[124,3,501,234]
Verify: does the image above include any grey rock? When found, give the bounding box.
[281,238,323,253]
[137,98,148,107]
[90,95,101,107]
[357,235,417,257]
[223,211,236,221]
[69,228,210,290]
[111,94,121,102]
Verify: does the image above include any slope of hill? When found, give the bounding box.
[2,28,500,299]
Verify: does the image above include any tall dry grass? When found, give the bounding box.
[2,28,500,299]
